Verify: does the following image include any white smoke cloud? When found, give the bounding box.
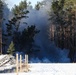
[18,0,70,63]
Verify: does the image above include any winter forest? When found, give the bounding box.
[0,0,76,63]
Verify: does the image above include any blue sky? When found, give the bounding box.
[6,0,43,9]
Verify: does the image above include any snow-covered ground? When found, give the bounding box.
[0,55,76,75]
[0,63,76,75]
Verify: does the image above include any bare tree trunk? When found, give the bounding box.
[0,19,2,54]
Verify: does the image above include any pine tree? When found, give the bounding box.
[7,41,15,55]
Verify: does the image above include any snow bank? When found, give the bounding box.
[0,55,7,60]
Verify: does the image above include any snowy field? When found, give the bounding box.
[0,63,76,75]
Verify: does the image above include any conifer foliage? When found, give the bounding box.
[7,41,15,55]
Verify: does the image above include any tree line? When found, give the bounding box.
[49,0,76,62]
